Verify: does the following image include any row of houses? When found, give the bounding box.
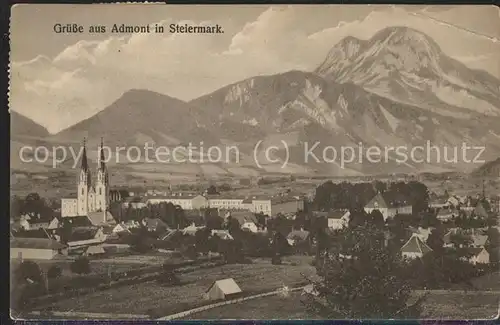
[436,201,492,222]
[12,210,116,231]
[141,193,305,216]
[322,192,414,230]
[10,215,110,260]
[431,194,500,212]
[400,232,492,265]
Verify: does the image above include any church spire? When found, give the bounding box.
[98,137,109,185]
[100,137,106,169]
[81,138,88,171]
[79,137,91,187]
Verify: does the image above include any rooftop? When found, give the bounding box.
[401,234,433,255]
[207,278,242,295]
[11,237,66,250]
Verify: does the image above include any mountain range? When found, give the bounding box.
[11,26,500,178]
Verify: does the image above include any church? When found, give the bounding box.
[61,138,116,225]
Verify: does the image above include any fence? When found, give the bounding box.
[157,285,307,320]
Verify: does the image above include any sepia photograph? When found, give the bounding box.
[8,4,500,320]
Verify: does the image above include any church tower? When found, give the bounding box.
[95,137,109,212]
[77,138,91,215]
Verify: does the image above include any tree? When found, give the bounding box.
[47,265,62,279]
[10,195,23,218]
[70,257,91,275]
[22,192,47,217]
[12,261,46,312]
[109,201,123,223]
[373,180,387,194]
[16,261,43,285]
[159,262,180,285]
[426,227,445,254]
[369,210,385,229]
[270,231,290,258]
[206,185,218,195]
[219,183,232,192]
[224,216,242,239]
[305,223,422,319]
[130,232,153,253]
[194,228,211,255]
[204,208,222,230]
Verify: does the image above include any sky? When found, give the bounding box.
[10,4,500,133]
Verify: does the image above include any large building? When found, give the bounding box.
[10,237,68,260]
[61,138,110,223]
[364,192,413,221]
[145,192,304,217]
[146,193,209,210]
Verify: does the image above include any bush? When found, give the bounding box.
[47,265,63,279]
[16,261,43,285]
[70,257,91,275]
[158,261,180,286]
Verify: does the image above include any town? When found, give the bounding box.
[9,138,500,319]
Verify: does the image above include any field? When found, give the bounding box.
[184,290,499,320]
[32,256,316,317]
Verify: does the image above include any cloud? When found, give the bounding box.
[10,5,500,134]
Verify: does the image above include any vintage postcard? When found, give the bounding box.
[9,4,500,320]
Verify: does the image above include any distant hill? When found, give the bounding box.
[13,26,500,178]
[11,111,49,138]
[54,89,218,147]
[316,26,500,119]
[472,158,500,177]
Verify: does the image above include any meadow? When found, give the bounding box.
[32,256,316,318]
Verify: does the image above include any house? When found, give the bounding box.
[211,229,233,240]
[364,193,412,221]
[10,237,68,260]
[182,223,204,236]
[446,196,461,208]
[60,215,94,228]
[87,210,116,226]
[11,228,58,241]
[249,197,272,216]
[230,211,259,233]
[66,227,106,248]
[159,229,183,241]
[207,195,246,211]
[112,223,131,234]
[471,234,489,248]
[472,202,489,219]
[112,220,141,234]
[302,284,319,297]
[146,193,209,210]
[327,209,350,230]
[443,228,459,248]
[83,244,106,256]
[409,227,432,242]
[20,214,59,230]
[286,229,310,246]
[400,234,433,259]
[436,208,455,222]
[271,196,305,216]
[429,198,450,209]
[463,247,490,265]
[142,218,168,232]
[205,278,242,300]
